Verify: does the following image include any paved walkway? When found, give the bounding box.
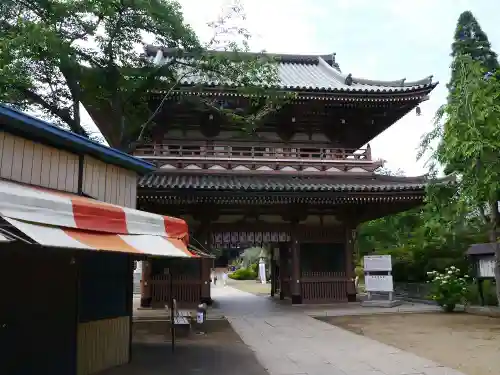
[212,286,466,375]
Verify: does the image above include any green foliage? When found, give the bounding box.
[0,0,286,149]
[358,13,500,303]
[249,263,258,275]
[450,11,498,91]
[357,171,486,283]
[418,11,500,304]
[240,247,266,268]
[427,266,469,312]
[229,267,257,280]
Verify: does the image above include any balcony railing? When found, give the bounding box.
[134,143,373,162]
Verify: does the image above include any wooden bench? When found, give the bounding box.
[165,300,192,335]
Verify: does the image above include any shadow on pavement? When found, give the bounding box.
[98,319,268,375]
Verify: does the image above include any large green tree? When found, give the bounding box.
[449,11,498,90]
[420,11,500,302]
[0,0,281,149]
[439,11,500,175]
[421,55,500,302]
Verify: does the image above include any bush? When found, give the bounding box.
[250,263,258,275]
[229,267,257,280]
[427,266,469,312]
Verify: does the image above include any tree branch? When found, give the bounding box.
[20,87,86,135]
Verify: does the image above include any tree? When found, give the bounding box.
[440,11,499,175]
[357,167,486,283]
[449,11,498,89]
[421,55,500,302]
[0,0,283,149]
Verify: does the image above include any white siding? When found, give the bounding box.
[0,131,79,192]
[82,155,137,208]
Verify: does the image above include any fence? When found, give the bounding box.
[394,282,432,301]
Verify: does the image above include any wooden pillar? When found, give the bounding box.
[140,259,152,308]
[345,224,357,302]
[199,224,212,305]
[279,245,286,300]
[270,246,277,297]
[291,229,302,304]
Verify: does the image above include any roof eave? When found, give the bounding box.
[151,82,438,99]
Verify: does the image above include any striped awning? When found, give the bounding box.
[0,179,196,258]
[0,232,12,242]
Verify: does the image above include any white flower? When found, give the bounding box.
[448,270,453,274]
[450,266,456,270]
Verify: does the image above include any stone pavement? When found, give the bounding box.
[212,286,466,375]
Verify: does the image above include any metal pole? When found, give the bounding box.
[168,268,175,353]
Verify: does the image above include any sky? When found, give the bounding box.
[82,0,500,176]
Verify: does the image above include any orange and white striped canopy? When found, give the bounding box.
[0,179,196,258]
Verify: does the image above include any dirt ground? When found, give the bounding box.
[226,278,271,296]
[319,313,500,375]
[99,319,268,375]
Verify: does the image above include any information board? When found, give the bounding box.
[365,275,394,292]
[363,255,392,272]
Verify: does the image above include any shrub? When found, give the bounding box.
[250,263,258,275]
[427,266,469,312]
[229,267,257,280]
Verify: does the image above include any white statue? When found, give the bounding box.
[258,258,267,284]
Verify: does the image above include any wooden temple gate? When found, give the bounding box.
[209,225,356,304]
[133,48,438,307]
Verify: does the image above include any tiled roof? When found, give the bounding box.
[144,46,437,94]
[138,173,434,193]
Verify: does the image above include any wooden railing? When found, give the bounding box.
[134,142,372,162]
[150,274,201,308]
[301,271,348,303]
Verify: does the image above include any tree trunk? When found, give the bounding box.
[488,200,500,305]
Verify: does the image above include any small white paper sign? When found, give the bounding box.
[363,255,392,272]
[196,312,204,324]
[479,256,495,278]
[365,275,394,292]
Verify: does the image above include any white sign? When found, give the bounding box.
[479,257,495,278]
[365,275,394,292]
[196,312,204,324]
[363,255,392,272]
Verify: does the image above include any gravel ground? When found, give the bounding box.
[319,312,500,375]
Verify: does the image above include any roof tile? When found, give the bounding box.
[145,47,436,94]
[138,173,434,193]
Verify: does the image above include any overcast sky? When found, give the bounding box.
[82,0,500,176]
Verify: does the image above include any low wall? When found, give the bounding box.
[77,316,130,375]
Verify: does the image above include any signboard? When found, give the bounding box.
[365,275,394,292]
[363,255,392,272]
[479,256,495,278]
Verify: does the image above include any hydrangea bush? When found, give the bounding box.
[427,266,469,312]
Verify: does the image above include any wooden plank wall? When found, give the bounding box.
[76,317,130,375]
[82,155,137,208]
[0,130,79,192]
[0,131,138,208]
